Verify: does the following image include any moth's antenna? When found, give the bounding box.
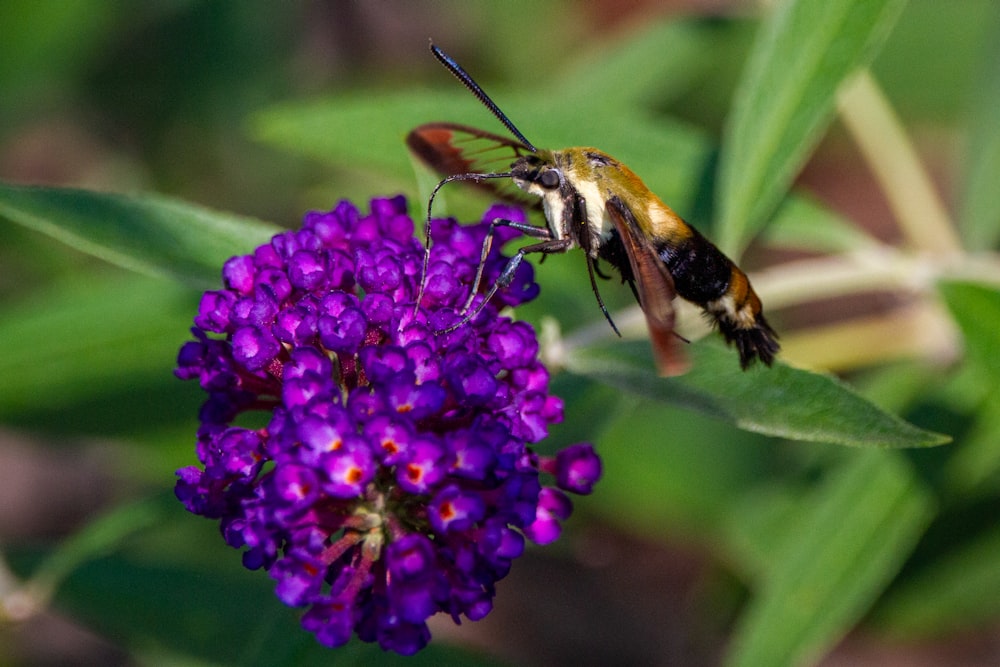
[429,42,537,152]
[413,170,514,315]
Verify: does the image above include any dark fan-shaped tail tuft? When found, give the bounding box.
[718,315,780,369]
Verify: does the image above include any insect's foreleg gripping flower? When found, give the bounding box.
[174,196,601,655]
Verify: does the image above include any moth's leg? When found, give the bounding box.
[459,217,554,315]
[440,230,572,334]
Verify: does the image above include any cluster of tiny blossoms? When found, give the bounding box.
[174,196,601,655]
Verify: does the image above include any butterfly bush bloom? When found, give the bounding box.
[174,196,601,655]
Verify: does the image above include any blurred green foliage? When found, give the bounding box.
[1,1,999,666]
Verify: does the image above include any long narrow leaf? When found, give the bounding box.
[27,500,162,602]
[959,12,1000,250]
[870,524,1000,637]
[763,193,879,253]
[564,340,948,448]
[0,274,190,417]
[725,451,934,667]
[553,17,714,108]
[939,282,1000,493]
[0,182,280,288]
[939,281,1000,381]
[716,0,908,255]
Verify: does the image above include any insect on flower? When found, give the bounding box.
[408,43,779,376]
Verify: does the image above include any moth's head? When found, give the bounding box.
[510,152,562,198]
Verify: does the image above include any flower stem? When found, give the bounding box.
[837,70,962,255]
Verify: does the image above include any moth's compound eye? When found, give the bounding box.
[539,170,560,189]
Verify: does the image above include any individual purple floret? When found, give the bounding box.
[175,196,600,655]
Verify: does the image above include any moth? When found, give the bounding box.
[407,43,778,375]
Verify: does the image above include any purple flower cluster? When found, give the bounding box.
[175,196,601,655]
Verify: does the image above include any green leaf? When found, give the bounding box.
[959,11,1000,249]
[253,26,717,219]
[253,90,712,219]
[870,524,1000,638]
[944,390,1000,497]
[870,0,998,122]
[0,0,116,104]
[55,548,503,666]
[763,194,879,253]
[54,553,292,666]
[725,451,935,667]
[716,0,908,255]
[854,360,945,415]
[939,281,1000,381]
[0,182,281,288]
[253,91,465,178]
[553,17,716,108]
[938,282,1000,493]
[590,397,773,536]
[564,339,949,447]
[25,499,162,603]
[718,482,814,583]
[0,273,193,419]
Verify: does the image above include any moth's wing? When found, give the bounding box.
[406,122,540,209]
[606,198,688,377]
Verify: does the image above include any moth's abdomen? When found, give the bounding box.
[657,227,779,368]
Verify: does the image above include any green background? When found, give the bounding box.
[1,2,999,665]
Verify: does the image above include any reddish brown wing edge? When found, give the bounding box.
[406,122,541,209]
[606,200,689,377]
